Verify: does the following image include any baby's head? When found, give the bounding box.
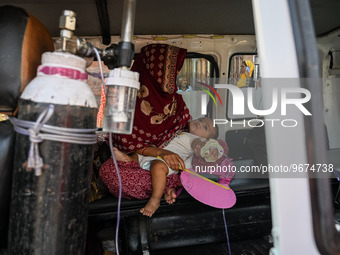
[188,118,218,139]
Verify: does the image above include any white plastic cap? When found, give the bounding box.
[106,68,140,90]
[42,52,86,71]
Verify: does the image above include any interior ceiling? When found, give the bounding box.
[0,0,339,40]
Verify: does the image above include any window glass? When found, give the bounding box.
[227,54,263,119]
[177,56,218,119]
[177,58,211,91]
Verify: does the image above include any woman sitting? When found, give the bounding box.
[99,44,230,212]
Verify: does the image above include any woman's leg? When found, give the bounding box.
[112,147,138,163]
[140,160,168,217]
[99,158,181,200]
[99,158,152,199]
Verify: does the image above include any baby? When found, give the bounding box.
[114,118,220,217]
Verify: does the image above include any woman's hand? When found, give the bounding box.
[159,149,186,171]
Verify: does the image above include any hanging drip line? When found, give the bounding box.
[222,208,232,255]
[9,104,97,176]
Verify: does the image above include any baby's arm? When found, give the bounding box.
[190,138,206,157]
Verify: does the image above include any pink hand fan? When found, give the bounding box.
[180,168,236,209]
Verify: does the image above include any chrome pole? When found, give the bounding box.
[121,0,136,43]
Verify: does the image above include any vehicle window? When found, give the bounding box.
[229,55,257,86]
[177,54,219,119]
[177,58,212,91]
[227,54,263,120]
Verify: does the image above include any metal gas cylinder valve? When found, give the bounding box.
[57,10,77,52]
[59,10,76,37]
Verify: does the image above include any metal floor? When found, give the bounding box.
[151,236,273,255]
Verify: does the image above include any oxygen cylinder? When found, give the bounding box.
[0,6,54,251]
[8,51,98,254]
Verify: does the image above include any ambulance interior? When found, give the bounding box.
[1,0,340,254]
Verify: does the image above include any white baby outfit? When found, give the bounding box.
[138,132,199,175]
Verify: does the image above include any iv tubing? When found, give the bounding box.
[109,134,122,255]
[92,47,107,95]
[222,208,232,254]
[95,46,122,255]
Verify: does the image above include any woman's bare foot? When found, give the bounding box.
[140,197,161,217]
[113,147,132,162]
[164,188,177,204]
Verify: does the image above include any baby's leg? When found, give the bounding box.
[140,160,169,217]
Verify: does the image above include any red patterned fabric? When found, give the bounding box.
[99,159,181,200]
[111,44,191,153]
